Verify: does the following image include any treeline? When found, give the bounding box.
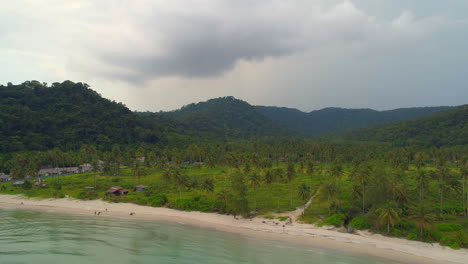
[346,105,468,147]
[1,139,468,248]
[0,81,159,152]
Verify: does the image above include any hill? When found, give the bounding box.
[255,105,453,136]
[162,96,289,138]
[0,80,461,153]
[0,81,159,152]
[346,105,468,147]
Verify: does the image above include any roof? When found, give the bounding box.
[106,186,128,193]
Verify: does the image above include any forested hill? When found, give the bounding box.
[0,81,462,153]
[255,105,453,136]
[345,105,468,147]
[0,81,160,152]
[159,96,290,138]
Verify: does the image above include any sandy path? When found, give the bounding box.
[0,194,467,264]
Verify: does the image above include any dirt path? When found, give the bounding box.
[274,187,321,222]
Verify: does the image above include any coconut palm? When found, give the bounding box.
[322,181,337,215]
[298,183,311,201]
[376,202,401,233]
[410,204,435,239]
[201,178,214,193]
[249,173,261,209]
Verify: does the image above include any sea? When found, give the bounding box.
[0,209,387,264]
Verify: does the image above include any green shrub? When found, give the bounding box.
[323,213,345,227]
[440,236,460,249]
[22,180,32,190]
[52,190,65,198]
[349,216,371,230]
[51,181,62,190]
[169,198,216,212]
[437,223,463,232]
[77,190,98,200]
[148,194,167,207]
[263,215,275,219]
[277,216,289,221]
[406,232,418,240]
[390,228,402,237]
[426,230,443,242]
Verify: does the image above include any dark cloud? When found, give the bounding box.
[97,10,307,81]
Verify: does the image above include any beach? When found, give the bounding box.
[0,194,466,264]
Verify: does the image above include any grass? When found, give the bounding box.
[0,164,323,215]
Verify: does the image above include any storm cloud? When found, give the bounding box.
[0,0,467,111]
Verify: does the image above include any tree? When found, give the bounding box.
[436,167,449,215]
[264,170,273,184]
[415,170,430,203]
[376,202,401,233]
[322,181,337,215]
[131,160,147,185]
[460,163,468,216]
[201,178,214,193]
[229,173,249,217]
[410,204,435,239]
[249,173,261,209]
[298,183,311,201]
[286,163,296,207]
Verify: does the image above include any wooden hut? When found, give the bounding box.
[106,186,129,196]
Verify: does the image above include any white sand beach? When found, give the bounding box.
[0,194,467,264]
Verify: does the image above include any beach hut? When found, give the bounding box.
[134,185,147,192]
[106,186,129,196]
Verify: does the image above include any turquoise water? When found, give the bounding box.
[0,209,387,264]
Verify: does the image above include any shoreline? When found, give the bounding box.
[0,195,466,264]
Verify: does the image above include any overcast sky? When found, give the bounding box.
[1,0,467,112]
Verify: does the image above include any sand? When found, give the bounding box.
[0,194,467,264]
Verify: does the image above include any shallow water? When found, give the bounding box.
[0,209,387,264]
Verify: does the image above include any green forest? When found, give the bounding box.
[1,81,467,249]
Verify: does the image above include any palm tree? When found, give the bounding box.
[298,183,311,201]
[376,202,401,233]
[286,163,296,207]
[322,181,337,215]
[460,164,468,216]
[410,204,435,239]
[201,178,214,193]
[415,170,430,203]
[249,173,261,209]
[436,167,449,215]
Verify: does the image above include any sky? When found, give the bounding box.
[1,0,467,112]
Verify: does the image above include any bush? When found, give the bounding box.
[22,180,32,190]
[406,232,418,240]
[440,236,461,249]
[323,213,345,227]
[51,181,62,190]
[390,228,402,237]
[169,198,216,212]
[148,194,168,207]
[349,216,371,230]
[77,190,98,200]
[395,219,418,233]
[437,223,463,232]
[52,190,65,198]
